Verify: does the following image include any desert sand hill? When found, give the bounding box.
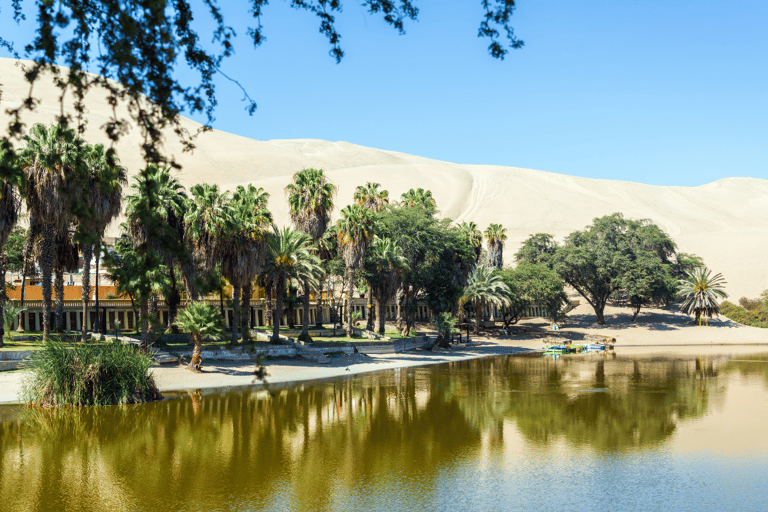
[1,57,767,300]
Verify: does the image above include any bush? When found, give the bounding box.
[721,300,768,329]
[22,338,162,407]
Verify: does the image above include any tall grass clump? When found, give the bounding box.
[22,338,162,407]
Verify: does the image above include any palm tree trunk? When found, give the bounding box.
[396,286,404,331]
[149,293,159,341]
[301,280,310,337]
[272,278,285,343]
[54,265,64,332]
[181,263,199,301]
[140,298,149,351]
[475,302,482,334]
[188,331,202,371]
[346,267,355,337]
[378,297,387,336]
[240,282,251,342]
[366,290,375,331]
[94,242,101,334]
[231,286,240,344]
[168,266,179,332]
[0,255,5,347]
[40,224,55,340]
[315,282,324,327]
[81,244,92,341]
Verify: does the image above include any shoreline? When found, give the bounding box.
[3,304,768,405]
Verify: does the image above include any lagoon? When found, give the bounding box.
[2,353,768,511]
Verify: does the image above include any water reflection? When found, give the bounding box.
[0,355,749,511]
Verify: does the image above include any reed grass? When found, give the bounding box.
[22,338,162,407]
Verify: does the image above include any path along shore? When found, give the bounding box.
[2,304,768,405]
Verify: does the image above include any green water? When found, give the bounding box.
[2,353,768,511]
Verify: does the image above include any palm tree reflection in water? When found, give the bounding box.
[0,356,722,510]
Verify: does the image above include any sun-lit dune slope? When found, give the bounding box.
[2,57,767,299]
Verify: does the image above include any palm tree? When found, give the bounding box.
[355,182,389,330]
[124,164,187,332]
[262,227,323,343]
[175,301,225,371]
[679,267,728,325]
[460,221,483,265]
[184,183,231,301]
[354,182,389,212]
[78,143,126,340]
[400,188,437,211]
[285,168,335,338]
[53,229,79,331]
[484,223,507,269]
[462,264,511,334]
[0,144,22,346]
[336,204,376,337]
[366,237,407,335]
[221,185,272,343]
[19,123,86,339]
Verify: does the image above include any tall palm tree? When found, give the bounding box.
[78,144,126,340]
[221,185,272,343]
[19,123,86,339]
[679,267,728,325]
[354,182,389,212]
[462,264,511,334]
[366,237,407,335]
[184,183,231,302]
[0,144,22,346]
[336,204,376,337]
[124,164,187,332]
[285,168,335,338]
[355,182,389,330]
[262,227,323,343]
[460,221,483,265]
[484,223,507,269]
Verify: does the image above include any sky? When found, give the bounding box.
[2,0,767,187]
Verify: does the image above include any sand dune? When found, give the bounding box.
[1,57,766,300]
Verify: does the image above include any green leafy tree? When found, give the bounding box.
[262,227,323,343]
[623,252,678,321]
[336,204,376,336]
[377,204,473,335]
[286,168,335,338]
[2,227,26,273]
[552,213,678,325]
[497,263,568,328]
[462,264,510,334]
[515,233,558,267]
[175,302,226,372]
[678,267,728,326]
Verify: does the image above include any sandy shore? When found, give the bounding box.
[2,304,767,405]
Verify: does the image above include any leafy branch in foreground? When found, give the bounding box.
[1,1,522,166]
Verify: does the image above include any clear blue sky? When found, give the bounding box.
[3,1,766,186]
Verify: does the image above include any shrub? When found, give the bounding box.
[721,300,768,329]
[22,338,162,407]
